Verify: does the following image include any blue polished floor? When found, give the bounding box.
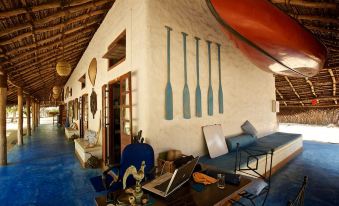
[1,125,339,206]
[0,124,103,206]
[242,141,339,206]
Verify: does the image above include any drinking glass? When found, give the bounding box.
[217,173,225,189]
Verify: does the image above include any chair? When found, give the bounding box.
[230,143,274,206]
[102,143,155,194]
[287,176,308,206]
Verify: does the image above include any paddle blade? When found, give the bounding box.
[208,86,213,116]
[165,83,173,120]
[183,85,191,119]
[196,86,202,117]
[218,86,223,114]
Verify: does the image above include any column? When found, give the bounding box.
[0,71,7,166]
[17,88,23,146]
[32,100,36,130]
[26,96,31,136]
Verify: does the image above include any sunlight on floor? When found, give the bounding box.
[278,123,339,144]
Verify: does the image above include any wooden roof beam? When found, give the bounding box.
[0,0,113,19]
[328,69,337,104]
[305,78,317,97]
[281,105,339,108]
[288,13,339,24]
[305,25,338,34]
[271,0,337,9]
[6,32,91,59]
[275,89,287,106]
[284,76,300,99]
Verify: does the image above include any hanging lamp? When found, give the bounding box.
[56,33,71,76]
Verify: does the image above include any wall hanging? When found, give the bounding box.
[207,41,213,116]
[90,88,97,119]
[88,58,97,86]
[165,26,173,120]
[195,37,202,117]
[182,32,191,119]
[217,43,223,114]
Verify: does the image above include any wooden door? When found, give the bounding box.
[119,72,132,153]
[80,94,88,138]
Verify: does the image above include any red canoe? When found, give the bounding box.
[206,0,327,77]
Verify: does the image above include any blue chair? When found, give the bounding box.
[102,143,155,193]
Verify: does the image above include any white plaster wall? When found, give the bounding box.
[142,0,278,157]
[64,0,149,145]
[65,0,277,158]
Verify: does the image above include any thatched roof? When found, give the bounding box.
[0,0,338,109]
[0,0,114,104]
[271,0,339,108]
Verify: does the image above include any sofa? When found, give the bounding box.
[64,121,80,140]
[199,132,303,176]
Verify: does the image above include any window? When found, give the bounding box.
[103,30,126,70]
[79,74,86,89]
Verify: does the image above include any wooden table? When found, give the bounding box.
[95,176,252,206]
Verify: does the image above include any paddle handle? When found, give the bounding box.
[195,37,200,84]
[165,26,172,83]
[217,43,221,85]
[182,32,188,84]
[207,40,212,85]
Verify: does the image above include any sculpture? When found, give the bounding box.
[122,161,146,205]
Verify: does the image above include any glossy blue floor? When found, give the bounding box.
[1,124,339,206]
[0,124,103,206]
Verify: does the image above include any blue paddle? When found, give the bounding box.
[182,32,191,119]
[195,37,202,117]
[207,41,213,116]
[165,26,173,120]
[217,43,223,114]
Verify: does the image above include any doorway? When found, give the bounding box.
[80,94,88,138]
[102,72,132,165]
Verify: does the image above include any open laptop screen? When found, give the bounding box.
[166,157,199,194]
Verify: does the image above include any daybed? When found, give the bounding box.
[65,121,80,140]
[200,132,303,176]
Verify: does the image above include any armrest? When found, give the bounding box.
[102,164,121,190]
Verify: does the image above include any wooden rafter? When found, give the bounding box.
[305,78,317,97]
[284,76,300,99]
[270,0,337,9]
[328,69,337,104]
[275,89,287,106]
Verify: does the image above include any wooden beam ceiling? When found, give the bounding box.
[0,0,115,104]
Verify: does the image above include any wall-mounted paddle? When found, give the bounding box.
[217,43,223,114]
[207,41,213,116]
[182,32,191,119]
[195,37,202,117]
[165,26,173,120]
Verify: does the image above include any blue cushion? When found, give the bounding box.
[226,134,256,152]
[245,178,268,196]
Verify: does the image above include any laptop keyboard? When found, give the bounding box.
[154,179,171,192]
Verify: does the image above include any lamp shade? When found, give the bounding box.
[52,86,61,95]
[56,61,71,76]
[52,93,59,99]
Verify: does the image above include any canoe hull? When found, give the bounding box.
[207,0,327,77]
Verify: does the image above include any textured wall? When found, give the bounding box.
[64,0,149,144]
[65,0,277,157]
[142,0,277,156]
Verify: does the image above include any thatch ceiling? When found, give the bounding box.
[0,0,338,109]
[0,0,114,105]
[270,0,339,108]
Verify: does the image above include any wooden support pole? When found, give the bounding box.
[37,103,40,126]
[0,71,7,166]
[17,87,23,146]
[26,96,31,136]
[284,76,301,99]
[32,100,36,130]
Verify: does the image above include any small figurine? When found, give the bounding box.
[122,161,146,204]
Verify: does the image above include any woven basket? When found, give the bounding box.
[56,61,71,76]
[52,86,61,95]
[52,93,59,99]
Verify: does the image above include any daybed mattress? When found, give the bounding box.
[199,132,302,173]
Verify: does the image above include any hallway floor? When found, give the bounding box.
[1,124,339,206]
[0,124,102,206]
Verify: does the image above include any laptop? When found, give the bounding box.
[142,156,199,197]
